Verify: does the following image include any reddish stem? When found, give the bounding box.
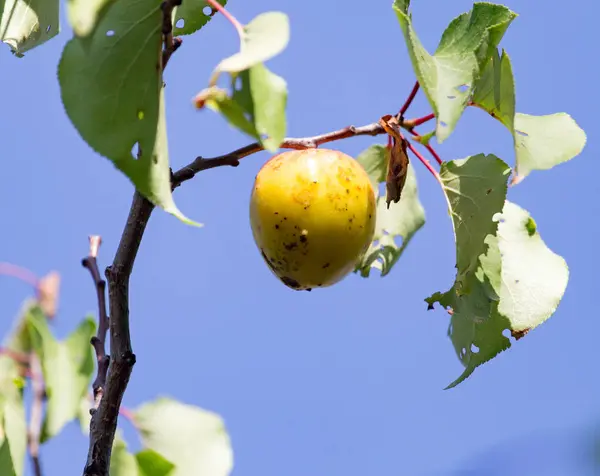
[411,113,435,127]
[408,130,442,165]
[206,0,244,37]
[405,139,440,179]
[0,262,39,287]
[399,81,420,117]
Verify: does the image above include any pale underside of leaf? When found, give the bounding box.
[0,357,26,476]
[134,397,233,476]
[1,0,59,56]
[66,0,114,37]
[216,11,289,74]
[58,0,198,225]
[471,48,587,184]
[393,0,517,143]
[428,200,568,388]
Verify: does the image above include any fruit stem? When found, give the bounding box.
[206,0,244,38]
[398,81,420,117]
[0,262,39,287]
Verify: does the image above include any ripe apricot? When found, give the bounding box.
[249,148,377,291]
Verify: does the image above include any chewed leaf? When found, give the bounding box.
[354,145,425,277]
[428,200,569,388]
[1,0,59,56]
[66,0,114,37]
[440,154,511,280]
[216,12,289,74]
[393,0,517,143]
[173,0,226,36]
[471,49,586,184]
[512,113,586,183]
[58,0,198,225]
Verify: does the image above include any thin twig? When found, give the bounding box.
[398,81,420,117]
[172,122,386,186]
[408,130,443,165]
[81,236,110,411]
[28,353,44,476]
[0,262,39,287]
[161,0,183,69]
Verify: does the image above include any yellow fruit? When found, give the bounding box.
[249,148,377,291]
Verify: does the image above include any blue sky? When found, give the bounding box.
[1,0,599,475]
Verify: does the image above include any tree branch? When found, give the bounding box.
[172,122,386,187]
[28,353,44,476]
[81,236,110,411]
[160,0,183,69]
[83,193,152,476]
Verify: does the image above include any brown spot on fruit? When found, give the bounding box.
[249,148,376,291]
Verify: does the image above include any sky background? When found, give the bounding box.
[1,0,599,475]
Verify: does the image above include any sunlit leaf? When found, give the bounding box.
[26,311,96,441]
[58,0,198,225]
[471,49,587,183]
[134,397,233,476]
[173,0,226,36]
[354,144,425,277]
[0,0,59,56]
[196,62,288,151]
[215,11,289,74]
[66,0,114,37]
[0,357,26,476]
[427,200,569,388]
[393,0,516,142]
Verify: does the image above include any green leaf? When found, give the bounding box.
[66,0,114,37]
[0,357,26,476]
[215,11,289,74]
[26,312,97,442]
[197,62,288,151]
[136,449,175,476]
[511,112,586,183]
[77,395,92,435]
[471,48,515,131]
[0,0,59,56]
[134,397,233,476]
[58,0,198,226]
[355,144,388,188]
[393,0,517,142]
[173,0,226,36]
[354,143,425,277]
[471,49,587,183]
[441,154,511,281]
[427,200,569,388]
[110,433,139,476]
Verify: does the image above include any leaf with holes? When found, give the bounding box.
[354,144,425,277]
[471,49,587,184]
[214,11,289,76]
[66,0,114,37]
[58,0,198,225]
[26,309,96,442]
[196,62,287,151]
[1,0,59,56]
[134,397,233,476]
[173,0,226,36]
[0,356,26,476]
[427,200,569,388]
[393,0,516,143]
